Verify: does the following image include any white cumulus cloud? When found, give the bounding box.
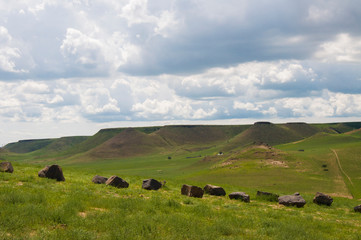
[314,33,361,62]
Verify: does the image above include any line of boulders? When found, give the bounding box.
[1,161,361,212]
[181,184,336,208]
[92,174,163,190]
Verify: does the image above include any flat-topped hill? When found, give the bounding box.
[4,122,361,158]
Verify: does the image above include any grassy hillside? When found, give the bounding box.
[2,122,361,199]
[223,122,318,151]
[277,133,361,198]
[5,139,55,153]
[2,122,361,239]
[87,128,170,159]
[1,163,361,240]
[155,125,249,146]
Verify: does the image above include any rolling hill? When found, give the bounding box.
[87,128,170,159]
[2,121,361,199]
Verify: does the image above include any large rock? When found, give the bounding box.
[229,192,250,202]
[0,162,14,173]
[142,178,162,190]
[278,192,306,208]
[204,184,226,196]
[313,192,333,206]
[105,176,129,188]
[38,165,65,181]
[181,184,204,198]
[256,191,279,201]
[92,175,108,184]
[354,205,361,213]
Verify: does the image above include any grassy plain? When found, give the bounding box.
[1,163,361,240]
[2,123,361,239]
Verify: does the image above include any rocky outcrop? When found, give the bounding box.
[38,165,65,181]
[105,176,129,188]
[204,184,226,196]
[142,178,162,190]
[92,175,108,184]
[0,162,14,173]
[278,192,306,208]
[181,184,204,198]
[229,192,250,202]
[313,192,333,206]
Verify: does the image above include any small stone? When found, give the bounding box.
[0,162,14,173]
[204,184,226,196]
[229,192,250,202]
[313,192,333,206]
[38,165,65,181]
[278,193,306,208]
[181,184,204,198]
[142,178,162,190]
[92,175,108,184]
[106,176,129,188]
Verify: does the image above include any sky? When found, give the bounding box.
[1,0,361,145]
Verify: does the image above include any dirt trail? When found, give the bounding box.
[331,148,354,186]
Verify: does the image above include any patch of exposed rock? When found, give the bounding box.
[0,162,14,173]
[181,184,204,198]
[204,184,226,196]
[38,165,65,181]
[313,192,333,206]
[229,192,250,202]
[278,192,306,208]
[142,178,162,190]
[105,176,129,188]
[92,175,108,184]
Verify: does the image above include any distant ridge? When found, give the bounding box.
[4,122,361,159]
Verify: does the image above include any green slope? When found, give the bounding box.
[224,122,316,150]
[1,163,361,239]
[277,133,361,198]
[5,139,54,153]
[86,128,171,159]
[2,122,361,199]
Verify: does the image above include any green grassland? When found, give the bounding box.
[1,163,361,240]
[1,122,361,239]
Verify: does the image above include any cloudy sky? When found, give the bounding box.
[1,0,361,145]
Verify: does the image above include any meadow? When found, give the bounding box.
[1,163,361,240]
[1,122,361,239]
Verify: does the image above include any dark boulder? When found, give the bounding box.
[0,162,14,173]
[256,191,279,201]
[354,205,361,213]
[181,184,204,198]
[38,165,65,181]
[92,175,108,184]
[204,184,226,196]
[142,178,162,190]
[313,192,333,206]
[278,192,306,208]
[105,176,129,188]
[229,192,250,202]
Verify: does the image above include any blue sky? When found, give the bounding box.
[1,0,361,144]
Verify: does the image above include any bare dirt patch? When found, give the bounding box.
[264,160,289,168]
[78,212,87,218]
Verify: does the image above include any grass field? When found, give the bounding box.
[2,122,361,239]
[1,163,361,240]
